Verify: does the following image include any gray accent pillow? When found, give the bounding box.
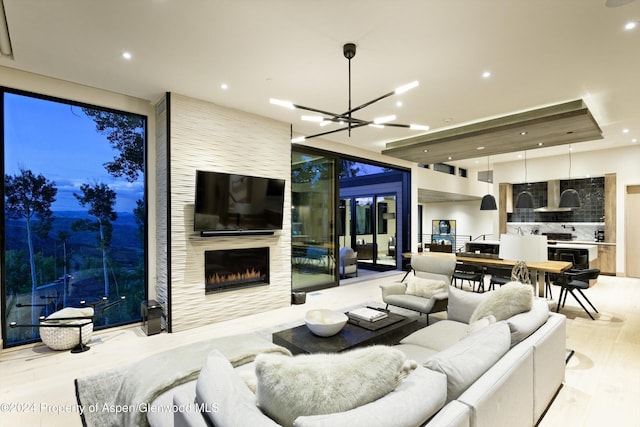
[447,285,488,324]
[195,350,280,427]
[424,321,511,401]
[507,298,549,345]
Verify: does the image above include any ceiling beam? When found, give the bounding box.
[382,100,603,165]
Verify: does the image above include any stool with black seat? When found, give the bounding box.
[553,267,600,320]
[453,263,485,292]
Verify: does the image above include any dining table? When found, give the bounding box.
[406,251,573,298]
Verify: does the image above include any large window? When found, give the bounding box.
[2,89,147,347]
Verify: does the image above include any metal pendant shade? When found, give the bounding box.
[480,156,497,210]
[515,150,535,209]
[480,194,498,210]
[559,188,581,208]
[559,147,581,208]
[515,191,535,209]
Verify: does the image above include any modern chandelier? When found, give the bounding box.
[270,43,429,143]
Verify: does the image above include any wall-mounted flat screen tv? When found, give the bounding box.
[194,170,285,235]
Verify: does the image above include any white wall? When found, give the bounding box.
[422,200,497,248]
[161,94,292,332]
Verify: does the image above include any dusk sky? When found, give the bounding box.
[3,92,145,212]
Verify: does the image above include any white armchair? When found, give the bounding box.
[380,253,456,324]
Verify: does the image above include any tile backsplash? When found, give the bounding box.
[506,222,604,242]
[508,177,605,223]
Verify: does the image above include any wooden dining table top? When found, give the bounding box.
[405,251,573,274]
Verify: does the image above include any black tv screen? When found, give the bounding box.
[194,170,285,233]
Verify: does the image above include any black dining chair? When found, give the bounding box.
[485,266,513,291]
[553,267,600,320]
[453,263,485,292]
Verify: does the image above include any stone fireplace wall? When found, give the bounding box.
[156,93,291,333]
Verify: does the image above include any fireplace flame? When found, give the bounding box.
[206,268,263,285]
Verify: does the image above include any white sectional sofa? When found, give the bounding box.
[138,282,566,427]
[77,283,565,427]
[398,285,567,427]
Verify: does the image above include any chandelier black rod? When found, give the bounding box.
[348,52,352,136]
[291,103,350,120]
[302,122,370,141]
[346,90,396,116]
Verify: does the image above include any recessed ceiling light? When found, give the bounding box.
[477,146,485,150]
[448,156,452,160]
[396,101,403,107]
[624,21,638,31]
[423,149,429,153]
[538,142,543,146]
[122,52,132,60]
[482,71,491,78]
[520,131,528,136]
[623,128,630,133]
[633,138,638,143]
[220,83,228,90]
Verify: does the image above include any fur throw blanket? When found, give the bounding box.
[469,281,533,323]
[254,346,416,427]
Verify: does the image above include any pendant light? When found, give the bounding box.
[515,150,535,209]
[559,146,581,208]
[480,156,497,210]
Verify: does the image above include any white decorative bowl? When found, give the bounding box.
[304,309,348,337]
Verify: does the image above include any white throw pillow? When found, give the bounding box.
[405,276,447,298]
[469,282,533,323]
[424,321,511,401]
[255,346,409,427]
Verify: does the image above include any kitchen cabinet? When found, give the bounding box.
[597,244,616,275]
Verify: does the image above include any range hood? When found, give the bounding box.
[534,180,573,212]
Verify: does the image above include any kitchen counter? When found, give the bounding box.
[558,240,616,246]
[465,240,600,262]
[548,242,597,262]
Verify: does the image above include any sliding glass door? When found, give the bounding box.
[291,147,410,290]
[291,151,336,292]
[343,193,397,270]
[376,195,397,267]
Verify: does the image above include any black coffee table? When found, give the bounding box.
[272,312,421,355]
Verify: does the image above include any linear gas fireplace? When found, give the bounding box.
[204,247,270,294]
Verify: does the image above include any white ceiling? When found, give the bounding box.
[1,0,639,171]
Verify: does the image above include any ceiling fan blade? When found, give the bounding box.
[605,0,635,7]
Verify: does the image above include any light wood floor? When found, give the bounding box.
[0,272,638,426]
